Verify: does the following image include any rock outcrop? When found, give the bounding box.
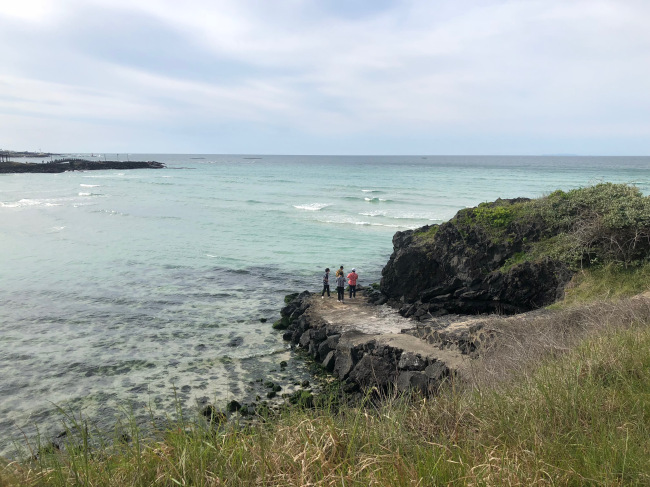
[0,159,164,173]
[376,198,574,319]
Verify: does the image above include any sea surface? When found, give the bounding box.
[1,154,649,457]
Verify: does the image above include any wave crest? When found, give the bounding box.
[293,203,330,211]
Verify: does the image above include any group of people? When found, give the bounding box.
[321,265,359,303]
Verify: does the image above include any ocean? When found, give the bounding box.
[1,154,648,457]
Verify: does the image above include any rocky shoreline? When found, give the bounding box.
[0,158,164,173]
[266,184,650,399]
[273,289,496,397]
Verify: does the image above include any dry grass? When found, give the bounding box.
[469,292,650,388]
[2,294,650,486]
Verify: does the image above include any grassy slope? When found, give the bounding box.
[2,184,650,486]
[3,302,649,486]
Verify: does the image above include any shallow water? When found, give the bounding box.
[1,154,648,457]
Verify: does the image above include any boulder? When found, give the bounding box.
[348,355,396,388]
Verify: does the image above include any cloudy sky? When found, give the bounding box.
[1,0,649,155]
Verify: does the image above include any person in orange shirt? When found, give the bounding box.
[347,268,359,299]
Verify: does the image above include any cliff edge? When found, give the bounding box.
[376,183,650,319]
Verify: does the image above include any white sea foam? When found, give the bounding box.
[364,197,389,202]
[371,223,404,228]
[319,218,409,228]
[320,219,371,226]
[293,203,330,211]
[78,192,92,196]
[0,198,62,208]
[390,213,431,220]
[80,184,100,188]
[359,210,387,217]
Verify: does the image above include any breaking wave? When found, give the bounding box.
[0,198,62,208]
[293,203,330,211]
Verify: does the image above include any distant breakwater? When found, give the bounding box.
[0,158,165,173]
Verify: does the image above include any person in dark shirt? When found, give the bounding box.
[321,268,330,298]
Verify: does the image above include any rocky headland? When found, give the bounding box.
[0,158,164,173]
[275,183,650,397]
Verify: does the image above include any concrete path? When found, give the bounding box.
[313,295,413,335]
[309,294,473,376]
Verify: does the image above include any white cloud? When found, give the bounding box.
[1,0,649,153]
[0,74,165,120]
[0,0,59,22]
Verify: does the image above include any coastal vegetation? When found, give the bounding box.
[422,183,650,269]
[2,184,649,485]
[382,183,650,315]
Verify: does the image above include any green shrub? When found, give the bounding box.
[413,224,439,243]
[473,204,516,228]
[425,184,650,270]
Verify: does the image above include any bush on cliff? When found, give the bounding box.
[382,183,650,313]
[437,183,650,269]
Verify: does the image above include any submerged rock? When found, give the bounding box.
[226,400,242,413]
[201,405,227,423]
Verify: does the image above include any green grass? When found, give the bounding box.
[469,324,650,485]
[413,224,439,243]
[416,183,650,270]
[560,261,650,306]
[473,203,517,228]
[3,309,650,486]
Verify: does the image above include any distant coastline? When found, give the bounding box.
[0,158,165,173]
[0,149,59,159]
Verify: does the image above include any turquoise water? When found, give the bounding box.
[1,154,648,456]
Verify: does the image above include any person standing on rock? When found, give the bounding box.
[336,269,346,302]
[321,268,331,298]
[347,268,358,299]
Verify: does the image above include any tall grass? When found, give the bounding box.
[3,297,650,485]
[561,262,650,305]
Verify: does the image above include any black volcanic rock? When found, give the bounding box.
[380,199,569,316]
[0,159,164,173]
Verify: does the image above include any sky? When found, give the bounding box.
[0,0,649,155]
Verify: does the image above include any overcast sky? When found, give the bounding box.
[1,0,649,155]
